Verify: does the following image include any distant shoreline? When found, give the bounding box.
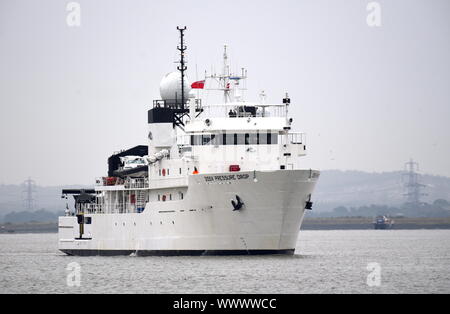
[1,217,450,234]
[301,217,450,230]
[0,222,58,234]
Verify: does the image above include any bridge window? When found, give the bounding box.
[202,134,211,145]
[190,132,278,145]
[269,133,278,144]
[190,135,202,145]
[249,133,258,145]
[259,132,267,144]
[211,134,222,145]
[225,133,234,145]
[236,133,245,145]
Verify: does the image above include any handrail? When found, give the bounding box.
[80,202,144,214]
[199,102,288,118]
[95,177,149,189]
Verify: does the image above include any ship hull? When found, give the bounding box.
[60,249,294,256]
[58,170,319,256]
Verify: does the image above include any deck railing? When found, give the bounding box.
[79,202,144,214]
[200,103,288,119]
[95,177,149,189]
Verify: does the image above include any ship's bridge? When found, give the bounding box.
[185,102,292,133]
[174,102,306,172]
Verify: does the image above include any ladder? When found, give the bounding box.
[136,190,146,213]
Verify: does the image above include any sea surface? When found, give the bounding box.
[1,230,449,294]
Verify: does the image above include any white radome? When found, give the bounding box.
[159,71,191,104]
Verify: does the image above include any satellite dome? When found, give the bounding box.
[159,71,191,105]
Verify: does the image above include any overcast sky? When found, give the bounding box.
[0,0,449,186]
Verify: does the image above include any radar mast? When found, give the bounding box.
[205,45,247,103]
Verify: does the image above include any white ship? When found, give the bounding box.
[58,27,320,256]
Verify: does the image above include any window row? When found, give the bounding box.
[158,192,184,202]
[158,168,183,176]
[190,132,279,146]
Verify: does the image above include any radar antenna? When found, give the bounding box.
[177,26,187,108]
[205,45,247,103]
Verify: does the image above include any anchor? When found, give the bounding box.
[305,194,313,210]
[231,195,244,211]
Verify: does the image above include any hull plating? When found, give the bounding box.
[58,170,319,255]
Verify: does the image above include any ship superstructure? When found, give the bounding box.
[58,27,320,256]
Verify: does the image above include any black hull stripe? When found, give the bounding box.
[60,249,295,256]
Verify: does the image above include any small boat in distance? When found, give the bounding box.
[374,215,394,229]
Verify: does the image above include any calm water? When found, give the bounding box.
[1,230,449,294]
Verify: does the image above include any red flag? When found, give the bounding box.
[191,80,205,89]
